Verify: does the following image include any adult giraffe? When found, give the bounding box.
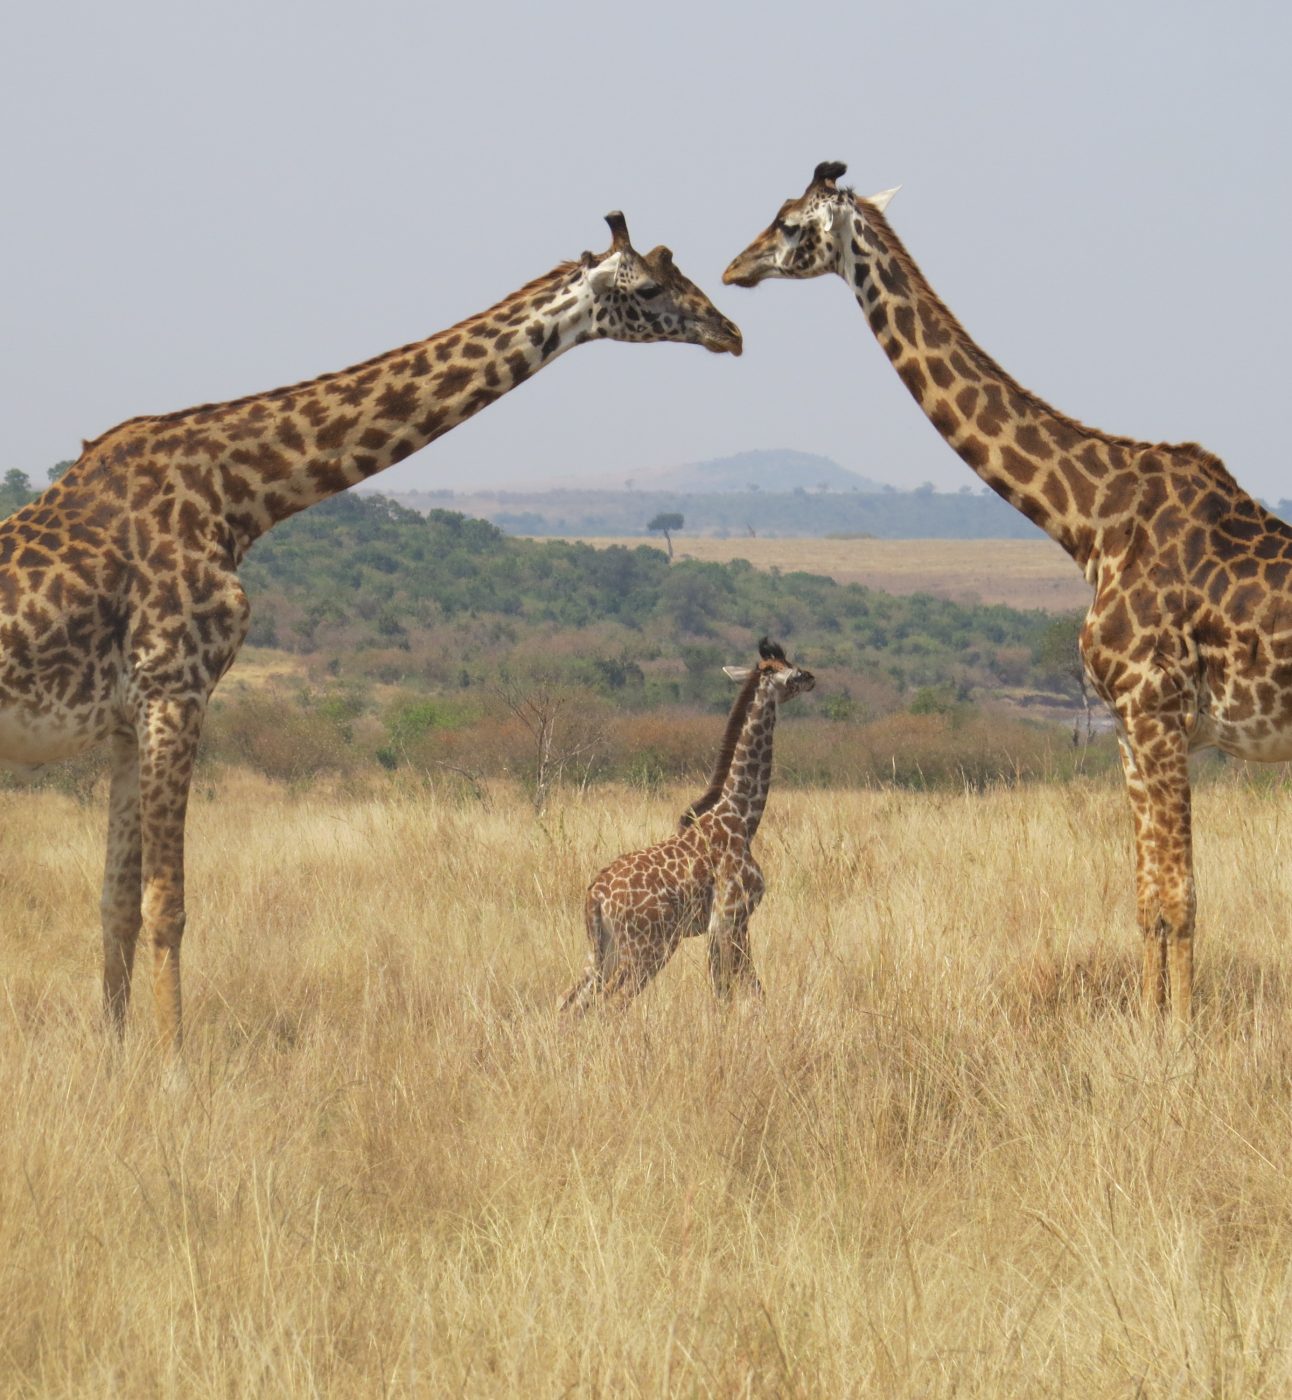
[4,212,741,1051]
[726,160,1292,1025]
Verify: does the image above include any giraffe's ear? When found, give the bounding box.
[864,186,901,213]
[586,250,622,293]
[723,665,753,682]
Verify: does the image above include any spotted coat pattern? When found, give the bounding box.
[725,162,1292,1025]
[4,214,741,1051]
[561,641,814,1013]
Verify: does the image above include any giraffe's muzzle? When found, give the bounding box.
[701,316,744,355]
[722,249,770,288]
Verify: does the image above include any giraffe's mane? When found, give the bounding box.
[77,261,583,456]
[854,196,1242,491]
[679,665,764,830]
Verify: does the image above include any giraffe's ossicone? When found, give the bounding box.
[562,638,814,1014]
[2,212,741,1052]
[726,160,1292,1026]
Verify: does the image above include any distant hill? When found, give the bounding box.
[445,447,888,495]
[377,483,1043,540]
[625,448,886,495]
[373,445,1060,539]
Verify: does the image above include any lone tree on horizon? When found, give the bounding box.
[647,511,684,559]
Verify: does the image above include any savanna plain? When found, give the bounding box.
[6,767,1292,1397]
[545,535,1091,613]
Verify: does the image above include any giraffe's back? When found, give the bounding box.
[588,829,718,941]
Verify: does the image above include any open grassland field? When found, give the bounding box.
[542,535,1091,613]
[6,774,1292,1396]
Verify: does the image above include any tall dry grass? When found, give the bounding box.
[3,773,1292,1395]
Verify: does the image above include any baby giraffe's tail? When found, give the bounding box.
[558,889,612,1015]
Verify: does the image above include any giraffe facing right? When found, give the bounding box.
[561,638,814,1014]
[1,211,741,1053]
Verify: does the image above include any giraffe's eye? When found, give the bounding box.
[638,284,662,300]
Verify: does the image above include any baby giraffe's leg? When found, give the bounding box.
[710,909,762,999]
[602,914,682,1009]
[707,871,764,1000]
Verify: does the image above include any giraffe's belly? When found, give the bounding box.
[0,698,113,770]
[0,578,124,767]
[1189,712,1292,763]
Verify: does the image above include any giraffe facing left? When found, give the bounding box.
[3,212,742,1052]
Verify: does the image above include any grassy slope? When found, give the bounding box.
[3,775,1291,1395]
[534,534,1092,613]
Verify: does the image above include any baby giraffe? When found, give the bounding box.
[561,638,814,1013]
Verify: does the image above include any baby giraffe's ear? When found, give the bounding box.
[723,665,753,682]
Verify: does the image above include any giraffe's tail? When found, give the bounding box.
[559,890,612,1016]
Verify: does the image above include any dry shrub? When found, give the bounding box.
[203,693,359,781]
[600,708,722,788]
[0,746,110,804]
[777,707,1115,789]
[428,710,532,774]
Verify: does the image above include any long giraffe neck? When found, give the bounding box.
[718,681,778,840]
[842,201,1156,573]
[85,261,598,560]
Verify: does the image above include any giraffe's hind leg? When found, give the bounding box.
[562,896,681,1013]
[101,730,142,1035]
[602,921,682,1009]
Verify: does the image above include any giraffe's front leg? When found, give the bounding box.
[1117,714,1195,1025]
[707,871,764,1001]
[136,697,205,1053]
[708,910,763,1000]
[101,730,142,1034]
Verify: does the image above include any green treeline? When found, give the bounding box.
[240,492,1081,705]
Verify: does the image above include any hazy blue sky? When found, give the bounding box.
[4,0,1290,500]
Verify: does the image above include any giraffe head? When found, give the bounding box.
[723,637,816,700]
[582,212,743,355]
[723,161,897,289]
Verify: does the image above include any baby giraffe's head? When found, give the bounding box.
[724,636,816,701]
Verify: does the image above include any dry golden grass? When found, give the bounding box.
[550,535,1091,612]
[4,773,1292,1395]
